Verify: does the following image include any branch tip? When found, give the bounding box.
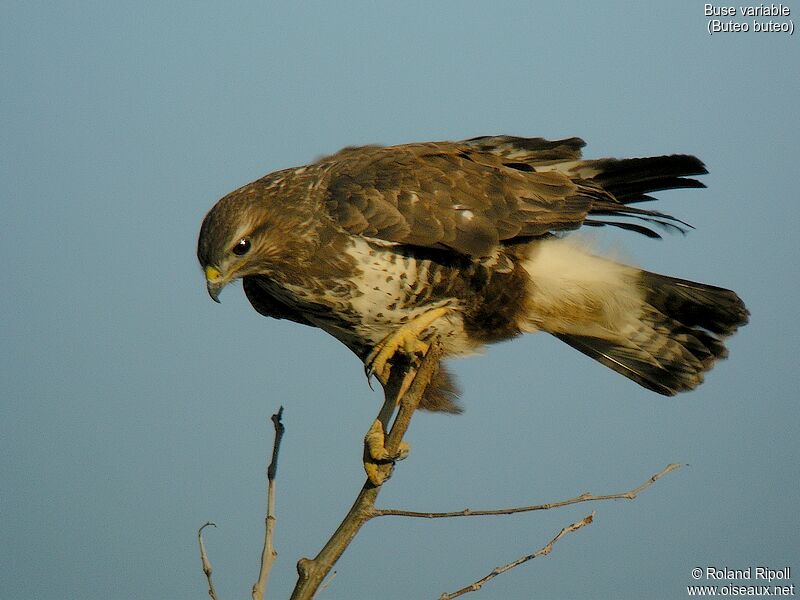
[440,512,595,600]
[199,521,217,533]
[373,462,681,520]
[253,406,287,600]
[198,521,219,600]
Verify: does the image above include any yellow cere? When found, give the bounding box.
[204,266,222,281]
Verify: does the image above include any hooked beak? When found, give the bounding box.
[204,266,226,303]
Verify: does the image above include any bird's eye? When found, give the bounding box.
[232,238,251,256]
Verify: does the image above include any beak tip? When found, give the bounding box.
[204,266,225,302]
[206,282,223,303]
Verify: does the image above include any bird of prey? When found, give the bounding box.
[198,136,748,413]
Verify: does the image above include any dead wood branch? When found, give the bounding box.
[252,407,285,600]
[197,354,681,599]
[198,522,219,600]
[438,513,595,600]
[289,342,442,600]
[197,407,286,600]
[369,463,682,520]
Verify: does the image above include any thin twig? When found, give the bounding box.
[252,407,286,600]
[370,463,682,519]
[289,341,442,600]
[438,513,595,600]
[198,522,219,600]
[318,570,338,594]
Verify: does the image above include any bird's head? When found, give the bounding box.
[197,173,317,302]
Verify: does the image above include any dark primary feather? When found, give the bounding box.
[584,154,707,204]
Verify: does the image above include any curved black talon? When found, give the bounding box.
[364,363,375,389]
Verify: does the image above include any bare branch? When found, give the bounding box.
[370,463,682,519]
[196,353,680,599]
[198,522,220,600]
[252,407,286,600]
[289,341,442,600]
[438,513,595,600]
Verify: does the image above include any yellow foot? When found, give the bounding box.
[364,307,449,386]
[363,419,410,486]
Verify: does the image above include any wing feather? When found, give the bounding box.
[317,137,705,257]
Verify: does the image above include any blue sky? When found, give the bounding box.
[2,2,798,599]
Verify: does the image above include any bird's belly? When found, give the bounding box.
[313,238,480,356]
[316,305,480,360]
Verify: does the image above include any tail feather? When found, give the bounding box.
[553,330,700,396]
[639,272,748,336]
[456,137,748,396]
[554,271,748,396]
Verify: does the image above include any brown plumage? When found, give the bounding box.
[198,136,748,411]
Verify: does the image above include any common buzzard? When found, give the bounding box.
[197,136,748,412]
